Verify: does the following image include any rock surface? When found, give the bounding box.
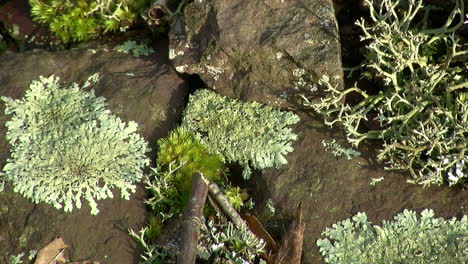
[0,0,62,51]
[0,39,188,263]
[1,1,466,263]
[169,0,343,109]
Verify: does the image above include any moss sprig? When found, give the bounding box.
[29,0,151,43]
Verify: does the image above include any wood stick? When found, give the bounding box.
[177,173,209,264]
[206,180,246,229]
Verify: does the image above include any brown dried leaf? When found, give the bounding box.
[242,214,278,264]
[274,202,305,264]
[34,237,68,264]
[242,214,278,253]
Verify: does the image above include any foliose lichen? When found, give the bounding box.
[114,39,155,57]
[181,89,300,179]
[317,209,468,264]
[1,74,150,214]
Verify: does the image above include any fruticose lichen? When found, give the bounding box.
[304,0,467,186]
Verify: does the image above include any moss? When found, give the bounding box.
[144,215,165,243]
[155,126,225,211]
[28,0,151,43]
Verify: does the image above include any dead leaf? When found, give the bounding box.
[274,202,305,264]
[34,237,68,264]
[242,214,278,264]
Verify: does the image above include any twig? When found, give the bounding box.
[177,173,209,264]
[206,180,246,229]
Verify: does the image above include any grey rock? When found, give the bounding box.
[168,0,343,109]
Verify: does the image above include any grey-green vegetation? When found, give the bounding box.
[114,40,155,57]
[1,74,150,215]
[303,0,467,186]
[8,253,24,264]
[369,176,384,186]
[143,165,182,223]
[182,89,300,179]
[132,123,265,263]
[204,220,266,264]
[321,139,361,160]
[317,209,468,264]
[129,218,266,264]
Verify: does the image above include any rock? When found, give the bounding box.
[168,0,343,109]
[0,39,188,263]
[0,0,62,51]
[0,40,187,148]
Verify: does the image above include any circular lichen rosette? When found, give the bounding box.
[1,74,150,215]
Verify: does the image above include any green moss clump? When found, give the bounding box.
[28,0,151,43]
[317,209,468,264]
[151,126,225,213]
[0,40,7,55]
[224,185,248,211]
[144,215,165,243]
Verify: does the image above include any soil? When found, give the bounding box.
[0,1,466,264]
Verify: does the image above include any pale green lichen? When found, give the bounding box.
[303,0,467,186]
[321,139,361,160]
[204,220,266,264]
[8,252,24,264]
[181,89,300,179]
[1,74,150,215]
[114,39,155,57]
[317,209,468,264]
[129,215,266,264]
[369,176,384,186]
